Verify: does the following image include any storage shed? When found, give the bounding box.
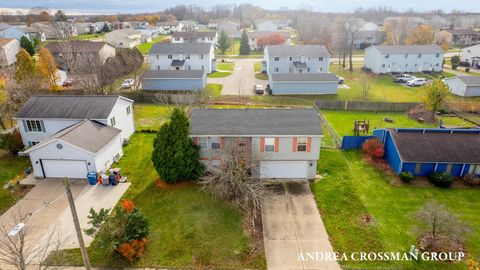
[444,76,480,97]
[269,73,338,95]
[141,70,206,91]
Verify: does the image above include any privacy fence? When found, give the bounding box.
[341,136,375,150]
[314,100,420,112]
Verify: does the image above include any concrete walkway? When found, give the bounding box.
[209,58,266,95]
[262,180,341,270]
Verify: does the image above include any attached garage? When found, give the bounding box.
[42,159,89,179]
[260,160,308,179]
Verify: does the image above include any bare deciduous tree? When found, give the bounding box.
[359,73,371,101]
[345,17,361,71]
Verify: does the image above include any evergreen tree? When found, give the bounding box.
[102,22,110,33]
[20,36,35,56]
[216,30,232,55]
[54,10,68,22]
[151,108,204,183]
[239,29,250,55]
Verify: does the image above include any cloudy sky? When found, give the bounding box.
[1,0,479,14]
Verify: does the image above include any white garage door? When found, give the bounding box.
[42,159,88,179]
[260,161,308,179]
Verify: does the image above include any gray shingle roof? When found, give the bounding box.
[457,76,480,86]
[157,21,180,26]
[25,120,121,154]
[190,108,323,136]
[172,31,217,38]
[142,70,205,79]
[45,41,110,54]
[389,128,480,163]
[271,73,338,82]
[372,45,444,54]
[149,43,212,55]
[14,95,130,119]
[266,45,330,57]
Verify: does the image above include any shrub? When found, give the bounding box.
[0,129,24,155]
[465,67,470,73]
[399,172,414,183]
[361,138,385,159]
[117,238,148,262]
[463,174,480,187]
[429,172,454,188]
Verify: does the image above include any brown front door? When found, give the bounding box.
[235,138,250,167]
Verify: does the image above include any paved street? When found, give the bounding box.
[209,58,267,95]
[262,180,341,270]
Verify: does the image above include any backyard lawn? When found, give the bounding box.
[72,33,105,40]
[312,149,480,269]
[205,83,223,96]
[136,35,168,55]
[47,133,265,269]
[216,62,235,71]
[215,38,264,56]
[0,151,30,214]
[208,71,232,78]
[134,104,173,131]
[321,110,476,138]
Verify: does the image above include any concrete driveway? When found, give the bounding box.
[262,180,341,270]
[0,176,130,263]
[209,58,267,96]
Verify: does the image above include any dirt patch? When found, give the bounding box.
[407,107,436,123]
[285,181,310,195]
[361,214,375,225]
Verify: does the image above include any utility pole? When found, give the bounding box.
[64,178,91,270]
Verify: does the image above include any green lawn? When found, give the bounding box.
[208,71,232,78]
[312,149,480,269]
[136,35,168,55]
[0,151,30,214]
[134,104,173,131]
[216,62,235,71]
[254,62,262,73]
[321,110,475,138]
[253,62,268,80]
[205,83,223,96]
[72,33,105,40]
[215,38,264,56]
[48,133,264,268]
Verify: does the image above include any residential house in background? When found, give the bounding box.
[264,45,337,95]
[436,29,480,46]
[181,20,199,31]
[142,43,214,91]
[461,44,480,67]
[444,76,480,97]
[0,38,20,66]
[0,23,25,40]
[172,31,218,45]
[14,95,135,179]
[246,31,291,51]
[133,24,159,43]
[374,128,480,177]
[156,21,183,34]
[45,41,116,70]
[189,108,323,179]
[364,45,444,74]
[74,22,95,35]
[105,29,141,48]
[214,21,242,38]
[353,30,386,49]
[20,26,46,41]
[254,19,289,31]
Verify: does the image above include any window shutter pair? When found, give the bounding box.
[274,138,279,152]
[220,137,225,149]
[292,137,312,152]
[260,137,265,153]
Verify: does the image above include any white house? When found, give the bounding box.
[14,95,135,179]
[105,29,142,48]
[364,45,444,74]
[189,108,323,179]
[171,31,217,44]
[254,20,289,31]
[216,21,242,38]
[444,76,480,97]
[156,21,183,34]
[148,42,215,74]
[247,31,291,51]
[133,25,159,42]
[0,38,20,66]
[461,44,480,68]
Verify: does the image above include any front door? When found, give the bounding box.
[235,138,250,167]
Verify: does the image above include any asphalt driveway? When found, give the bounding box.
[0,175,129,263]
[209,58,267,95]
[262,180,341,270]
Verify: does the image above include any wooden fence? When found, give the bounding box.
[314,100,420,112]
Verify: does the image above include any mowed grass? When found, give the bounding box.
[134,104,173,131]
[215,38,263,56]
[72,33,105,40]
[0,151,30,214]
[321,110,476,137]
[48,133,265,268]
[205,83,223,96]
[313,149,480,269]
[216,62,235,71]
[137,35,168,55]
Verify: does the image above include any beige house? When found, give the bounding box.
[105,29,141,48]
[0,38,20,66]
[436,29,480,46]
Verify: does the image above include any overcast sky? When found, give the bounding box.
[1,0,479,14]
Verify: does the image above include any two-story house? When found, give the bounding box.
[14,95,135,179]
[156,21,184,34]
[461,44,480,68]
[142,43,214,91]
[0,38,20,66]
[105,29,142,48]
[264,45,338,95]
[133,25,159,43]
[171,31,218,45]
[189,108,323,179]
[364,45,444,74]
[246,31,291,51]
[436,29,480,47]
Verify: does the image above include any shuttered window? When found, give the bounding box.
[264,138,275,152]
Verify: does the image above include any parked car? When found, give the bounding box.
[394,74,416,83]
[337,76,345,84]
[121,79,134,88]
[254,84,264,95]
[62,78,74,87]
[407,78,427,87]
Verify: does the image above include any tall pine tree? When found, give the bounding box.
[216,30,231,55]
[20,36,36,56]
[151,108,204,183]
[239,29,250,55]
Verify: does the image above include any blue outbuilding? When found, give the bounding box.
[373,128,480,177]
[140,70,206,91]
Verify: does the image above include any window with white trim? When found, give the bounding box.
[26,120,43,132]
[126,106,131,115]
[385,54,390,59]
[318,57,323,61]
[297,137,307,152]
[417,53,422,58]
[274,57,279,61]
[110,117,116,126]
[199,138,208,149]
[185,54,191,59]
[210,137,220,149]
[27,141,39,147]
[168,54,173,59]
[274,67,279,72]
[264,137,275,152]
[200,54,204,59]
[468,164,480,175]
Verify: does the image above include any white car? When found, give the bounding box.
[121,79,134,88]
[254,84,264,95]
[406,78,427,87]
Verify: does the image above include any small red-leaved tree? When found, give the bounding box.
[256,33,286,49]
[362,138,385,159]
